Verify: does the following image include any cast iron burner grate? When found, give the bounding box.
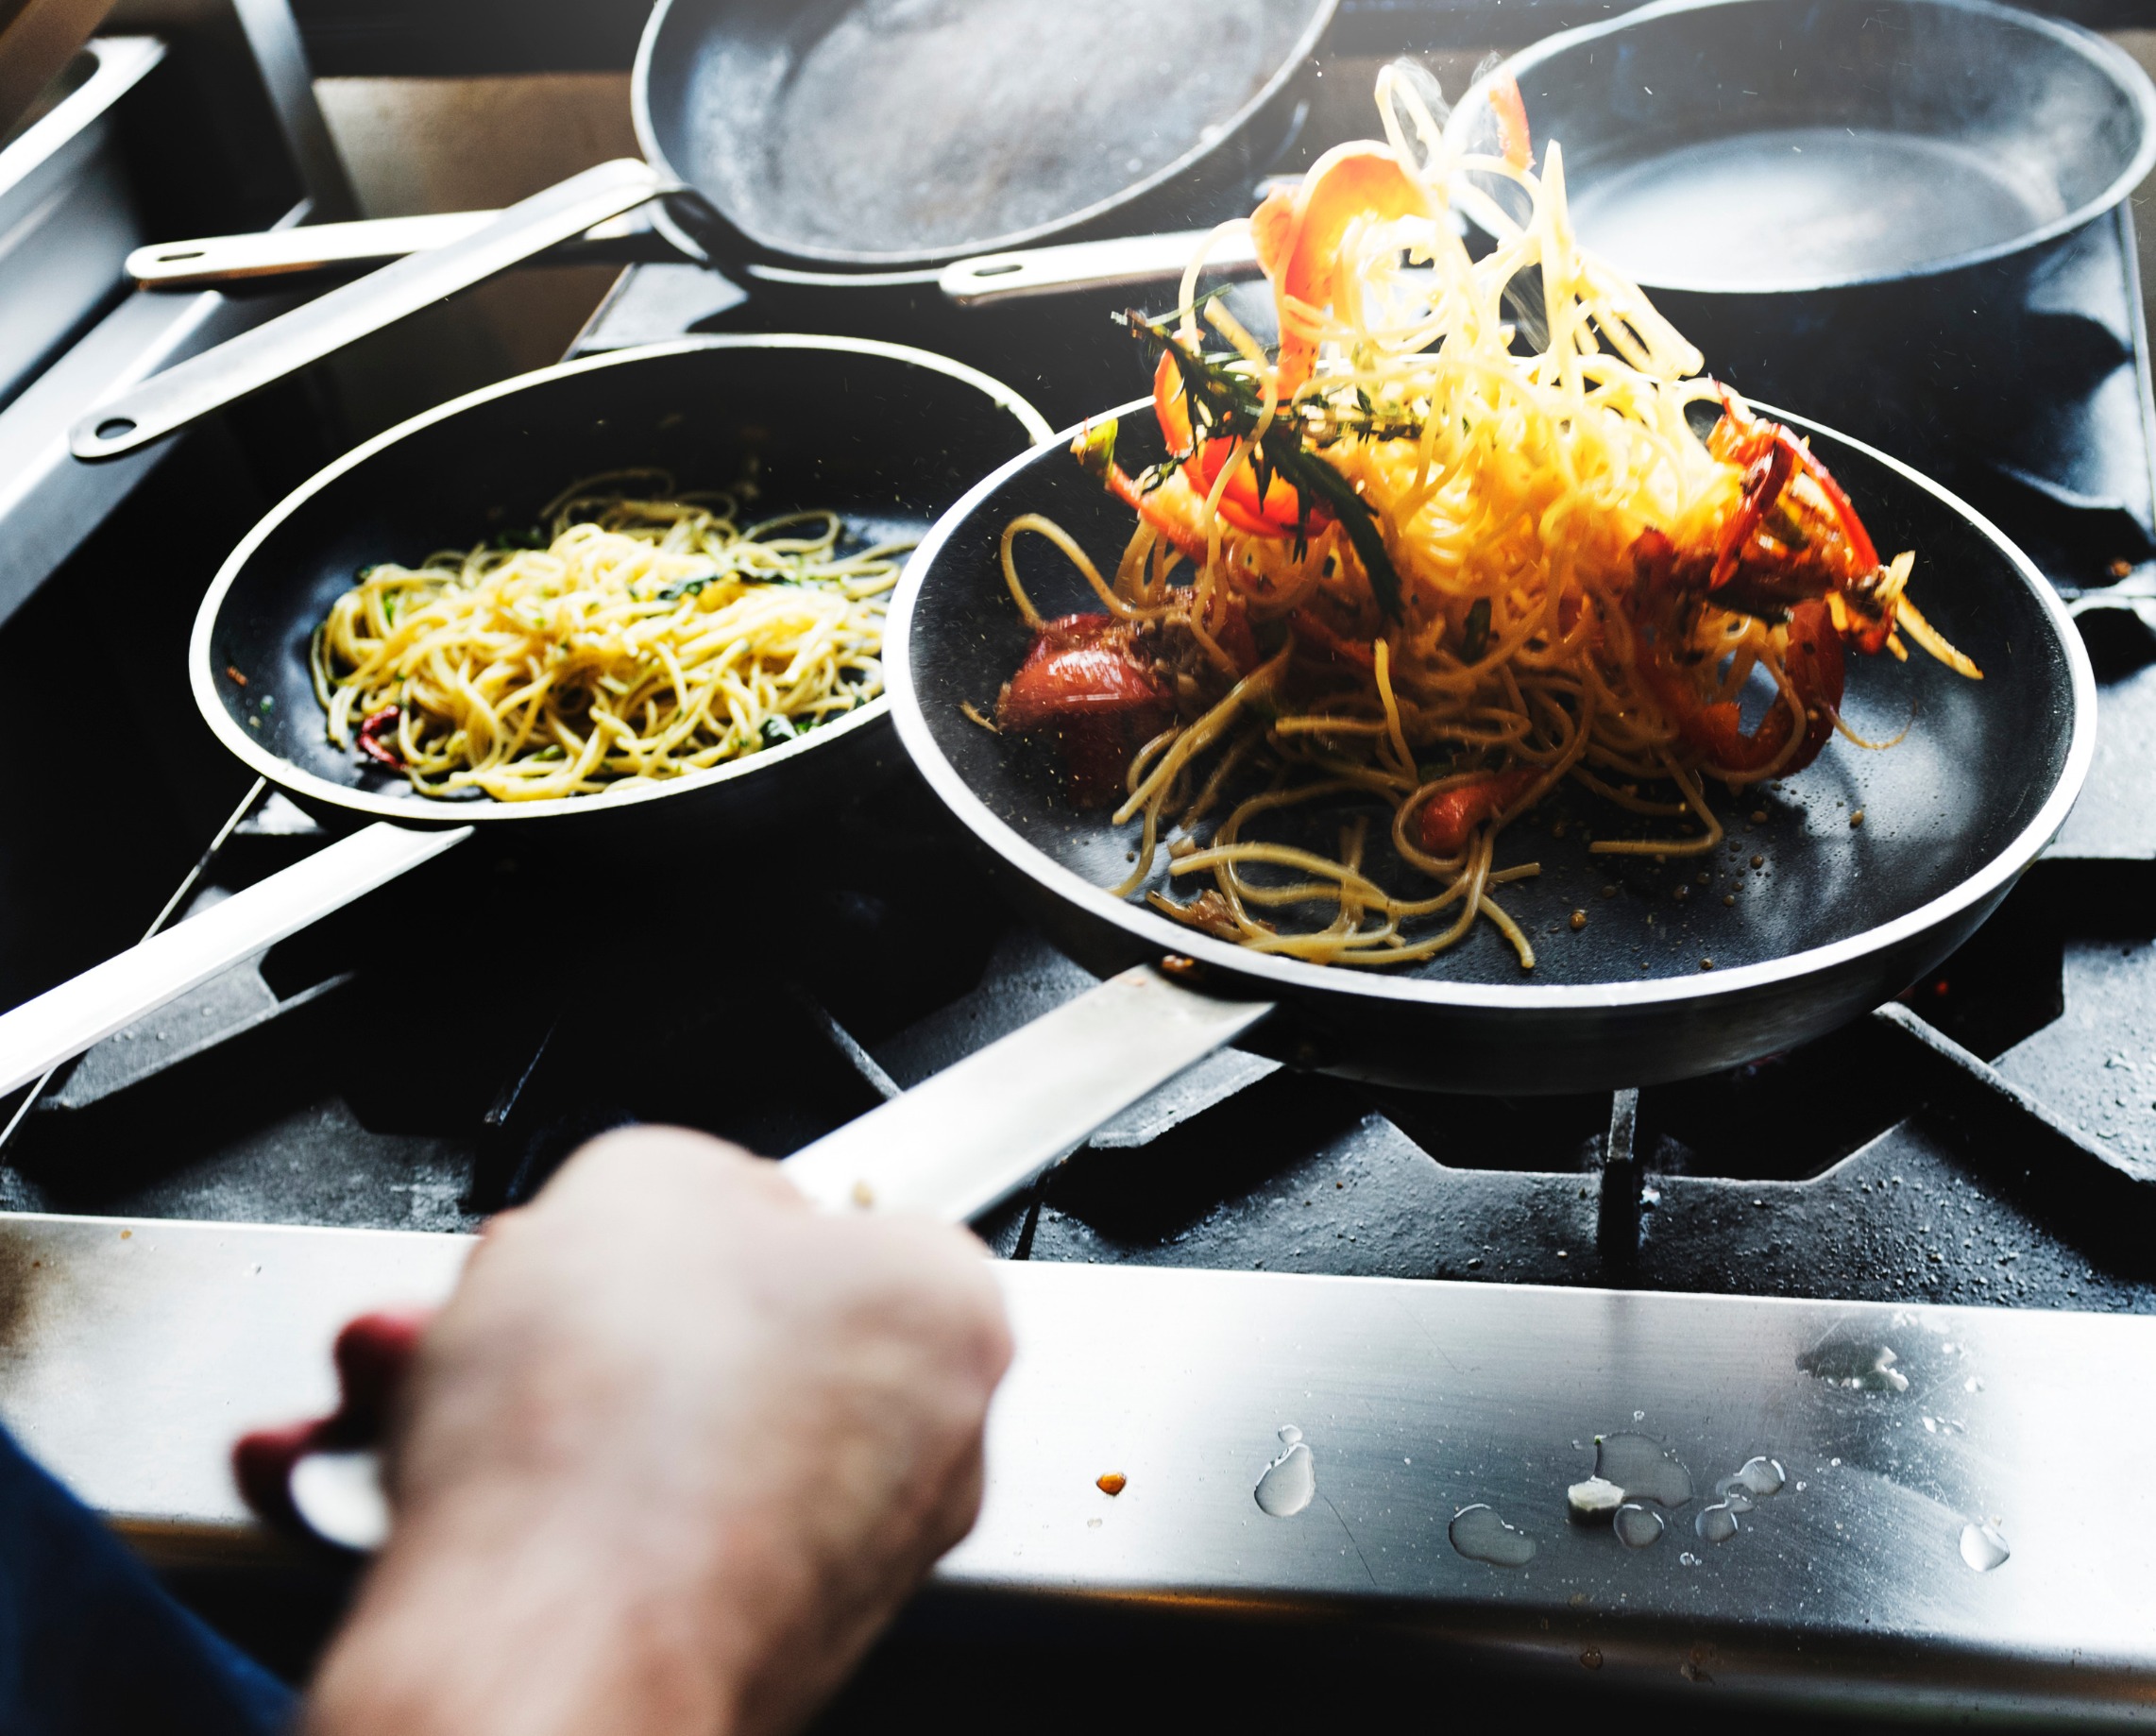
[5,713,2155,1317]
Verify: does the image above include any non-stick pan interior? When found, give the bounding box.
[1458,0,2153,292]
[644,0,1326,264]
[200,339,1044,826]
[902,406,2079,993]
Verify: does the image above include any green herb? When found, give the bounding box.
[491,527,547,552]
[1129,315,1405,621]
[1074,417,1119,479]
[1461,597,1491,661]
[759,716,800,749]
[528,745,565,762]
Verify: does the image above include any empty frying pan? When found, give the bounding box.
[71,0,1333,460]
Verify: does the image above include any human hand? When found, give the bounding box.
[303,1127,1011,1736]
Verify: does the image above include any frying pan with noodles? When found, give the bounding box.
[0,335,1051,1098]
[776,401,2094,1222]
[72,0,1333,460]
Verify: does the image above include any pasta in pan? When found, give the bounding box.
[312,471,911,802]
[991,66,1978,970]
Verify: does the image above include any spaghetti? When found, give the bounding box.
[312,471,911,802]
[992,67,1978,970]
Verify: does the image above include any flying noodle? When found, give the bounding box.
[992,67,1979,970]
[311,470,912,802]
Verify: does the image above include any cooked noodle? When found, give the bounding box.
[994,68,1978,970]
[312,470,911,801]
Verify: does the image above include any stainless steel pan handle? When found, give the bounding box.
[131,213,513,287]
[127,209,666,290]
[0,822,470,1097]
[780,964,1275,1221]
[938,230,1260,307]
[281,962,1273,1552]
[125,215,1257,311]
[70,158,672,461]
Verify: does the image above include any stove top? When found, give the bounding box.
[2,37,2155,1727]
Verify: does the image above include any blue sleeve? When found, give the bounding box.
[0,1424,297,1735]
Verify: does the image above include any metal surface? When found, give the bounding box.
[781,965,1275,1220]
[0,36,161,412]
[128,219,1259,309]
[126,206,668,288]
[953,1262,2156,1725]
[939,229,1261,309]
[70,158,671,458]
[0,821,467,1097]
[5,1208,2154,1721]
[0,229,308,629]
[886,400,2097,1094]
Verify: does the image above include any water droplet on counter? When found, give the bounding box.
[1614,1503,1665,1548]
[1450,1504,1536,1567]
[1591,1433,1694,1506]
[1694,1455,1786,1544]
[1960,1521,2011,1573]
[1678,1550,1701,1567]
[1254,1426,1315,1518]
[1633,1409,1647,1421]
[1727,1455,1785,1498]
[1798,1326,1910,1392]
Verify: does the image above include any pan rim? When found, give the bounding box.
[190,334,1052,828]
[886,397,2097,1015]
[629,0,1340,274]
[1447,0,2156,298]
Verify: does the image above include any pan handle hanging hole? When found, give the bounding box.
[970,261,1025,278]
[95,418,137,440]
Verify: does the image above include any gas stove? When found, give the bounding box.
[3,37,2156,1731]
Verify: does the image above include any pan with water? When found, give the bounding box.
[1447,0,2156,539]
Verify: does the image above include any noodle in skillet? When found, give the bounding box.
[990,66,1978,971]
[312,471,911,801]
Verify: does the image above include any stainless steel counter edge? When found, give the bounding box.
[0,1211,2148,1720]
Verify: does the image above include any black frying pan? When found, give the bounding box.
[637,0,1331,275]
[874,400,2095,1099]
[0,334,1050,1098]
[1445,0,2156,560]
[73,0,1333,460]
